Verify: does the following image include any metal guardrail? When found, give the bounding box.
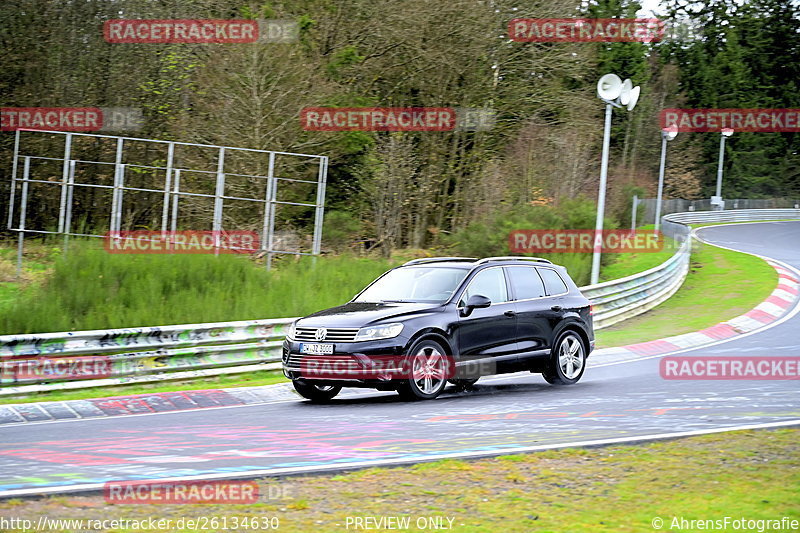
[579,235,691,330]
[662,208,800,225]
[0,319,292,394]
[2,209,799,393]
[635,198,800,226]
[585,208,800,329]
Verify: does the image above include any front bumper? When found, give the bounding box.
[282,337,412,384]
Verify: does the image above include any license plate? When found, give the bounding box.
[300,343,334,355]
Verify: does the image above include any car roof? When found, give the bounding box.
[401,256,557,268]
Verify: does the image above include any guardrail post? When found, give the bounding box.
[110,138,124,235]
[62,160,76,252]
[263,152,276,270]
[162,142,175,239]
[170,169,181,232]
[15,157,31,279]
[311,156,328,260]
[7,130,20,231]
[57,133,73,237]
[213,147,226,256]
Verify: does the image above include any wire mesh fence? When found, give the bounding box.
[7,129,329,273]
[634,197,800,228]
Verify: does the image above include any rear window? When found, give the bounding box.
[506,266,546,299]
[537,268,568,295]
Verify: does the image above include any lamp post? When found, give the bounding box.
[655,128,678,232]
[590,74,641,285]
[713,128,734,210]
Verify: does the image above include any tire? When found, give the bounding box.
[449,378,479,391]
[292,380,342,402]
[396,339,449,401]
[543,330,586,385]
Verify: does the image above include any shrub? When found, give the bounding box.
[444,199,618,286]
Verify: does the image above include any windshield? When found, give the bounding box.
[354,267,469,303]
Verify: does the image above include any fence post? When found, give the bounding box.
[213,147,226,256]
[16,157,31,279]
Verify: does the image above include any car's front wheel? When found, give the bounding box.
[396,339,449,401]
[292,380,342,402]
[543,330,586,385]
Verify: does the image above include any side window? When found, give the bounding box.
[460,268,509,305]
[506,266,546,300]
[537,268,568,296]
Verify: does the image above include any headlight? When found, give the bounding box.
[354,323,404,342]
[285,320,298,341]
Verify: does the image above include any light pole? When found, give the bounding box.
[590,74,641,285]
[713,128,734,210]
[655,128,678,232]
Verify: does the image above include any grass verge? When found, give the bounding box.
[595,239,777,348]
[0,241,397,334]
[2,428,797,532]
[598,228,678,282]
[0,239,57,314]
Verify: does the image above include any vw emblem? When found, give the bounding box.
[314,328,327,341]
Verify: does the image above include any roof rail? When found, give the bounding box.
[402,257,478,266]
[475,256,553,265]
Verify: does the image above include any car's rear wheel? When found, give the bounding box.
[543,331,586,385]
[397,340,449,401]
[292,380,342,402]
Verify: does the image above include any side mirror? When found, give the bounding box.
[460,294,491,317]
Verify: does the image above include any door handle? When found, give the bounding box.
[504,310,516,317]
[551,305,563,312]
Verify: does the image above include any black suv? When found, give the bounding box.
[282,257,594,401]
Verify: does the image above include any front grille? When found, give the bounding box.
[284,353,406,381]
[294,327,359,342]
[285,354,361,370]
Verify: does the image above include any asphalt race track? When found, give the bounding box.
[1,222,799,497]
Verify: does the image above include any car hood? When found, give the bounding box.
[297,301,442,328]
